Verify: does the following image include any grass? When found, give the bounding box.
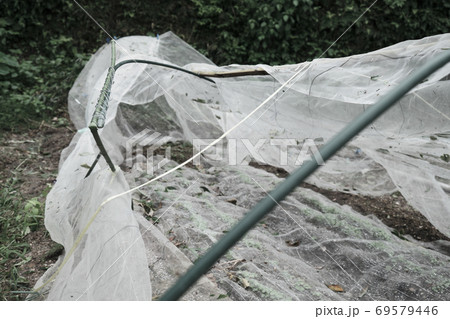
[0,177,45,300]
[0,116,71,300]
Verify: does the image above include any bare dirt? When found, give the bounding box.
[154,143,449,242]
[153,142,450,242]
[248,161,450,242]
[1,124,447,300]
[0,118,74,300]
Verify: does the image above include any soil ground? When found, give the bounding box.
[154,142,449,242]
[248,161,450,242]
[154,144,450,242]
[1,122,448,300]
[0,117,74,300]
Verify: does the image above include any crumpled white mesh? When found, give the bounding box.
[35,131,151,300]
[36,32,450,300]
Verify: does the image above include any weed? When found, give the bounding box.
[0,178,45,300]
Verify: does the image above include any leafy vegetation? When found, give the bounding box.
[0,178,45,300]
[1,0,448,129]
[192,0,450,64]
[0,11,89,130]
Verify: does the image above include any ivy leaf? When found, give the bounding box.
[0,64,12,76]
[0,51,19,68]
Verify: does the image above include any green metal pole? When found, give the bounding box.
[88,41,117,173]
[159,50,450,301]
[89,128,116,173]
[89,41,116,129]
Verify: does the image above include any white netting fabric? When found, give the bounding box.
[35,32,450,300]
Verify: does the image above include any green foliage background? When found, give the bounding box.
[1,0,449,130]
